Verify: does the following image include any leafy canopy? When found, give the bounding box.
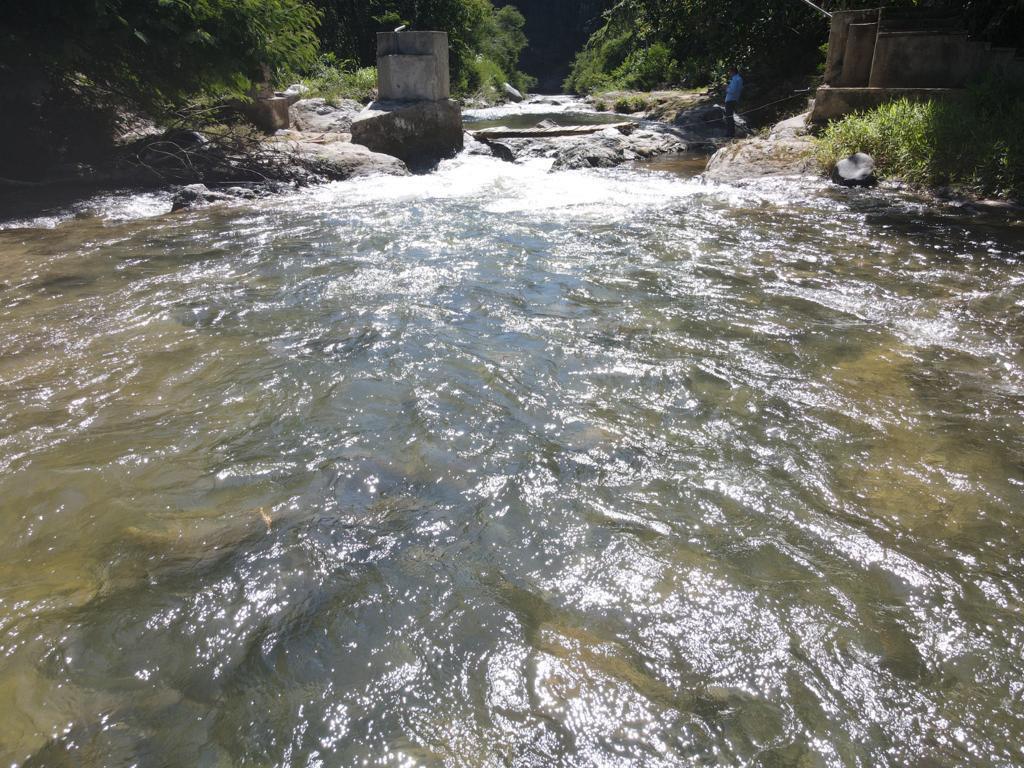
[2,0,321,113]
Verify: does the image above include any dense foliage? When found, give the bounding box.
[0,0,532,178]
[1,0,321,114]
[564,0,1023,94]
[301,0,532,97]
[815,85,1024,200]
[564,0,832,93]
[1,0,321,176]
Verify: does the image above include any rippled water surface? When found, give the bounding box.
[1,150,1023,768]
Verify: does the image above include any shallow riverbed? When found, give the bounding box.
[1,145,1023,767]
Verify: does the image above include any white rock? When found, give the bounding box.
[502,83,524,103]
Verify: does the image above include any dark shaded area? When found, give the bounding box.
[945,0,1024,49]
[0,0,319,182]
[497,0,613,92]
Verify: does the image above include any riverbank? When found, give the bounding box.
[1,95,702,219]
[4,92,1021,227]
[700,107,1023,212]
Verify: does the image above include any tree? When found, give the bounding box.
[566,0,1023,94]
[307,0,532,93]
[0,0,321,178]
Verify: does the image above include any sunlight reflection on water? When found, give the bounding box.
[0,145,1022,767]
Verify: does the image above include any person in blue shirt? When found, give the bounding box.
[724,66,743,138]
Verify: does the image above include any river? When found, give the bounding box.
[1,122,1023,766]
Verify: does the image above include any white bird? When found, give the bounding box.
[394,24,407,32]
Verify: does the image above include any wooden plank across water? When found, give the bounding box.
[469,122,634,140]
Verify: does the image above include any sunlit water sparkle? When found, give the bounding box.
[0,144,1022,767]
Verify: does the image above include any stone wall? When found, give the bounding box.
[813,6,1024,123]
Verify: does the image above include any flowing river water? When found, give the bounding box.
[1,118,1023,767]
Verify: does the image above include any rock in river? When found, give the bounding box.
[289,98,364,133]
[171,184,233,211]
[351,99,463,169]
[550,126,687,171]
[703,112,818,183]
[503,83,524,103]
[832,152,877,187]
[284,138,410,180]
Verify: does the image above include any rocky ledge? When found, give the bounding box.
[266,131,408,180]
[163,99,410,209]
[702,113,819,183]
[472,124,688,170]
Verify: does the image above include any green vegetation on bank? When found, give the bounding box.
[0,0,531,180]
[815,85,1024,200]
[565,0,1023,95]
[564,0,831,94]
[291,55,379,103]
[1,0,320,176]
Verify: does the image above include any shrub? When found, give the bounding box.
[611,43,679,91]
[815,84,1024,200]
[613,95,649,114]
[295,55,377,103]
[564,30,634,94]
[463,55,508,98]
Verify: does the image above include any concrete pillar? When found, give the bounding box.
[351,30,463,168]
[823,9,881,86]
[376,31,450,101]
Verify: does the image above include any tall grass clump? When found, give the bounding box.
[295,54,378,104]
[816,84,1024,200]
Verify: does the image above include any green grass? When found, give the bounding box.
[815,85,1024,200]
[294,55,378,104]
[612,95,650,114]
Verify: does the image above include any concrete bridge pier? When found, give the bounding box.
[351,31,463,169]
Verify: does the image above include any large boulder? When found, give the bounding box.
[703,137,818,182]
[464,134,515,162]
[674,103,749,141]
[769,112,811,140]
[702,112,817,183]
[351,99,463,169]
[552,137,625,169]
[503,83,524,103]
[284,139,410,180]
[289,98,364,133]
